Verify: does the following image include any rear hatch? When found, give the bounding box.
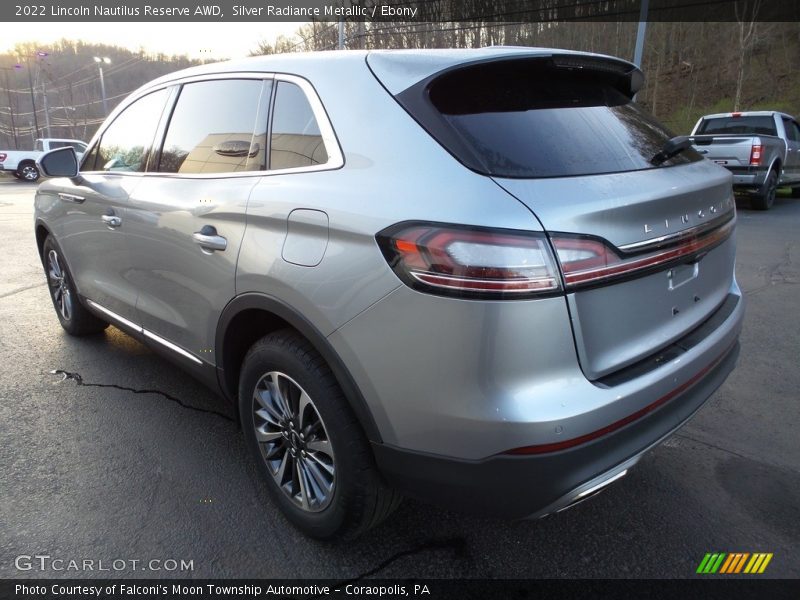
[369,50,737,380]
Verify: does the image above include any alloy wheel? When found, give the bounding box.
[252,371,336,512]
[47,249,72,321]
[20,165,39,181]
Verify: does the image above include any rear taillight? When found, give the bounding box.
[750,143,762,166]
[0,153,6,162]
[378,215,735,298]
[551,216,735,289]
[376,223,561,299]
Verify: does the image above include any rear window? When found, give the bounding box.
[696,116,777,136]
[416,59,701,178]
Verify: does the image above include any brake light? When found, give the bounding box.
[731,112,742,118]
[750,143,762,166]
[376,223,561,299]
[378,216,735,298]
[551,216,735,289]
[0,153,6,162]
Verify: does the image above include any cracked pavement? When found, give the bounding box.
[0,177,798,579]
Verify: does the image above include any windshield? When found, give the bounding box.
[696,116,777,136]
[423,59,701,178]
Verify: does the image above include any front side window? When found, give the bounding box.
[158,79,268,174]
[270,81,328,170]
[92,89,169,172]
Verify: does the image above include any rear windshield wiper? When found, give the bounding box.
[650,135,692,166]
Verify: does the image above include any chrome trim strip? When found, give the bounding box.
[85,299,142,333]
[618,212,735,254]
[85,299,203,366]
[143,329,203,365]
[575,469,627,499]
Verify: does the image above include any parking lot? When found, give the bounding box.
[0,176,797,579]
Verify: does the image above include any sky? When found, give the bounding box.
[0,22,308,60]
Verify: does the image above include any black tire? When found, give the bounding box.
[41,236,108,336]
[17,162,40,183]
[12,171,21,179]
[752,169,777,210]
[239,329,401,540]
[791,186,800,198]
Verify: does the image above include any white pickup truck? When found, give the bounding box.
[690,111,800,210]
[0,138,87,182]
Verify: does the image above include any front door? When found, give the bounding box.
[54,88,171,324]
[126,77,270,366]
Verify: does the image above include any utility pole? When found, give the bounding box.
[2,68,20,149]
[25,59,40,139]
[42,80,51,138]
[633,0,649,68]
[338,19,345,49]
[94,57,111,116]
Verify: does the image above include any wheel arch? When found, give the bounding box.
[215,292,383,443]
[17,159,38,175]
[35,220,52,260]
[768,157,782,178]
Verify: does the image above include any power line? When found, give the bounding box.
[0,87,139,117]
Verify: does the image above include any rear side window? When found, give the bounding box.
[419,59,700,178]
[159,79,268,174]
[93,89,169,172]
[697,116,777,136]
[782,118,799,142]
[270,81,328,170]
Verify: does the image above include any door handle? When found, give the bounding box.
[101,214,122,228]
[58,192,85,203]
[192,225,227,252]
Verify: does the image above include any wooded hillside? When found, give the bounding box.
[0,41,196,148]
[2,21,798,149]
[255,20,800,134]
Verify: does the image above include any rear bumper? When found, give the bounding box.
[372,339,740,519]
[728,168,766,189]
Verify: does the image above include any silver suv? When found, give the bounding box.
[34,48,744,540]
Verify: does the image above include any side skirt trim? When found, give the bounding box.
[85,298,203,366]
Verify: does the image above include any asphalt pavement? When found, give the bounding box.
[0,176,798,579]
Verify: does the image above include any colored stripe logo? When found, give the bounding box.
[696,552,773,574]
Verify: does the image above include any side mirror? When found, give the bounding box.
[38,147,79,178]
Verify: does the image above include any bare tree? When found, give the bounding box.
[733,0,762,111]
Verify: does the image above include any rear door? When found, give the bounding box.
[49,88,170,324]
[376,54,737,380]
[780,117,800,182]
[126,77,270,366]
